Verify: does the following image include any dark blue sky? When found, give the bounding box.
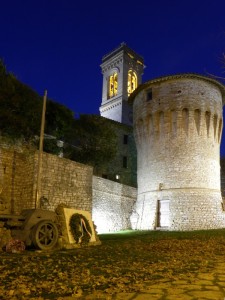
[1,0,225,152]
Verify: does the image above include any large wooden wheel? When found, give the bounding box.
[31,220,58,250]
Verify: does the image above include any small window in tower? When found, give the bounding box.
[146,88,152,101]
[123,134,128,144]
[127,70,137,96]
[108,72,118,99]
[123,156,128,168]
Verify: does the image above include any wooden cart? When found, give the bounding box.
[0,209,59,250]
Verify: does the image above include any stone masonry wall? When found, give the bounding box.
[220,158,225,198]
[0,146,93,215]
[132,75,225,230]
[40,152,93,213]
[94,119,137,188]
[1,145,137,233]
[135,190,225,231]
[12,151,35,214]
[0,147,35,214]
[0,147,15,213]
[92,176,137,233]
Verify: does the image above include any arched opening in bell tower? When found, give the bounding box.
[108,72,118,99]
[127,70,137,96]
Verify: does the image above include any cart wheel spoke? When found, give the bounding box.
[32,220,58,250]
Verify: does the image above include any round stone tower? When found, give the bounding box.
[130,74,225,231]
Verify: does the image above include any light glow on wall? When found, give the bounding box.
[92,213,115,234]
[92,177,136,234]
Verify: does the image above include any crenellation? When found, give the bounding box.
[218,118,223,143]
[194,109,200,135]
[213,114,218,141]
[182,108,189,136]
[131,74,225,230]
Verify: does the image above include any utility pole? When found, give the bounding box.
[35,90,47,209]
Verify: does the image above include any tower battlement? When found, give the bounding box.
[135,109,223,144]
[131,74,225,231]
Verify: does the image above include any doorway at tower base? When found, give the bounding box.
[131,189,225,231]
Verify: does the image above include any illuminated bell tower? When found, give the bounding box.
[99,43,145,125]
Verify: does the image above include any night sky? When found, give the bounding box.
[1,0,225,153]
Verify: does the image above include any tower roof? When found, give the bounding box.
[128,73,225,104]
[102,42,144,64]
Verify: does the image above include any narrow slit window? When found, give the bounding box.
[146,88,152,102]
[123,134,128,144]
[123,156,128,168]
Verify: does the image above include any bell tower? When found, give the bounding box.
[99,43,145,125]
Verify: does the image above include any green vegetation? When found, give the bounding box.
[0,59,117,167]
[0,60,42,140]
[0,59,74,151]
[64,114,117,168]
[100,228,225,241]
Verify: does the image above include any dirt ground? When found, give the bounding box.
[1,229,225,299]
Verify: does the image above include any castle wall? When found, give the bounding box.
[40,152,93,213]
[0,145,136,234]
[220,158,225,198]
[136,190,224,230]
[0,147,35,214]
[0,147,93,214]
[132,75,225,230]
[94,120,137,187]
[92,176,137,233]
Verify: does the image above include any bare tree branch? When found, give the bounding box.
[205,71,225,82]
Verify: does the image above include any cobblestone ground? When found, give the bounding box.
[60,258,225,300]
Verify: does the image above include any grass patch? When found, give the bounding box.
[99,228,225,241]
